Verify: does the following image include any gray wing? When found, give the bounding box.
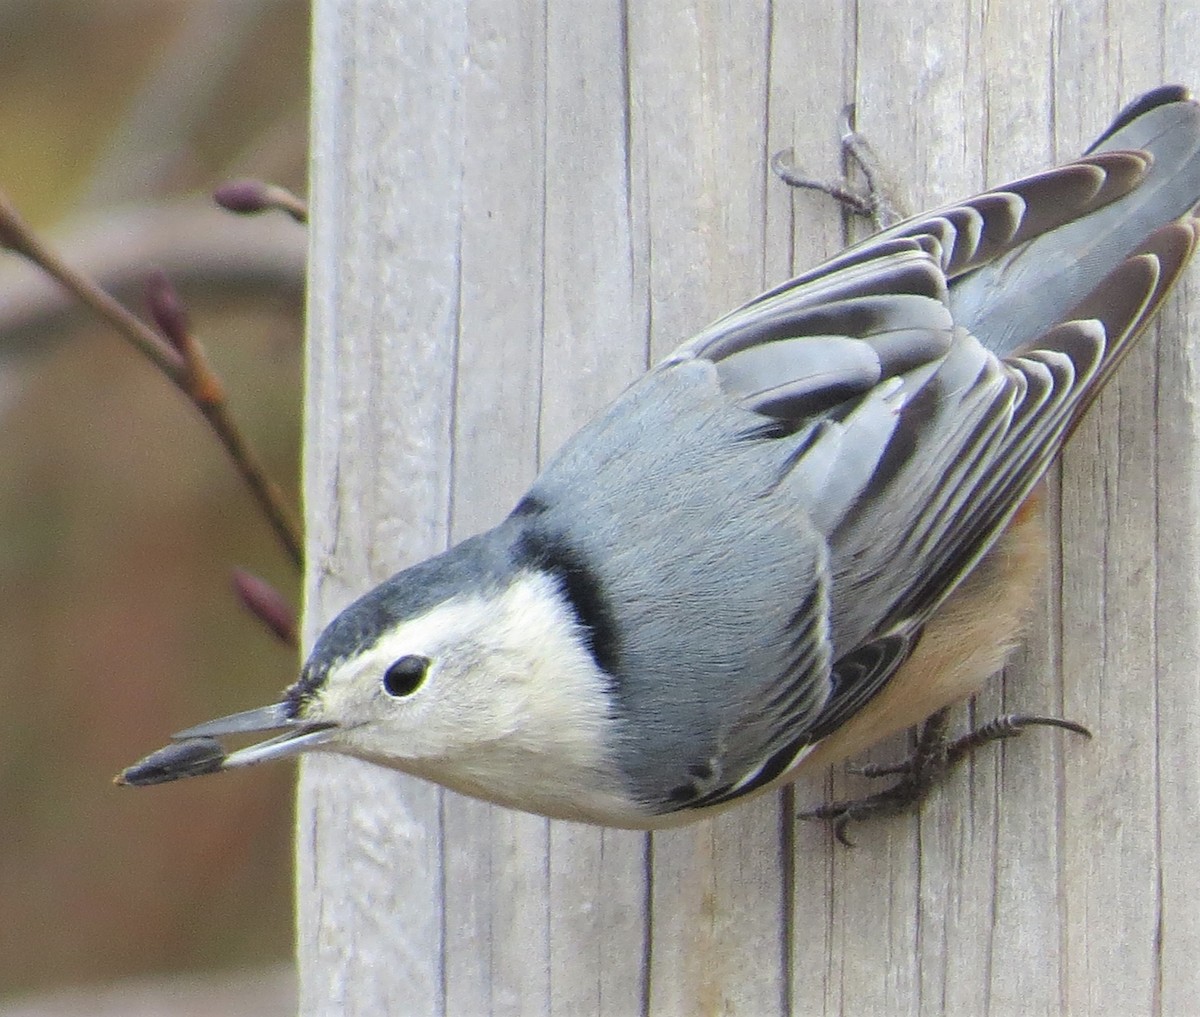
[519,90,1200,815]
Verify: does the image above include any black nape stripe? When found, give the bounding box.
[514,526,621,677]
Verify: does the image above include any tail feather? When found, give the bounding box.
[1049,216,1200,438]
[1077,217,1200,350]
[1085,85,1194,151]
[949,90,1200,357]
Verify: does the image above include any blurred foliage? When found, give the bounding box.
[0,0,310,998]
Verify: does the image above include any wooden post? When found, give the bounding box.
[301,1,1200,1013]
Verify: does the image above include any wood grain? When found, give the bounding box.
[302,1,1200,1012]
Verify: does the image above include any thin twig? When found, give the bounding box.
[231,567,299,647]
[0,199,305,346]
[0,188,304,569]
[214,179,309,223]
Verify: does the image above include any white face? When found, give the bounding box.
[297,571,640,824]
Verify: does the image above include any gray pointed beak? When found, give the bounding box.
[115,703,338,787]
[171,703,294,739]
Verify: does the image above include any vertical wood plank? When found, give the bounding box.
[439,3,551,1014]
[300,2,468,1013]
[542,2,651,1014]
[768,4,857,1013]
[968,11,1067,1009]
[801,4,990,1014]
[1054,5,1170,1014]
[1158,10,1200,1015]
[623,5,791,1015]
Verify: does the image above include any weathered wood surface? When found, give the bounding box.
[300,1,1200,1013]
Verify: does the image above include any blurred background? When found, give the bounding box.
[0,1,310,1011]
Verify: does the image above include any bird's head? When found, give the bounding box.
[118,537,634,823]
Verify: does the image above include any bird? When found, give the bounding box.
[119,86,1200,836]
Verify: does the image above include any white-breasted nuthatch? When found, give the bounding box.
[120,87,1200,831]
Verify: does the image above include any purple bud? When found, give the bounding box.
[231,568,298,648]
[144,269,190,352]
[214,179,307,223]
[213,179,274,215]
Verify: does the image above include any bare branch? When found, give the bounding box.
[0,189,304,568]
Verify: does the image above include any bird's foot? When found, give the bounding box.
[799,707,1091,847]
[772,104,906,232]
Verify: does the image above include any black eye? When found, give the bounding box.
[382,655,431,697]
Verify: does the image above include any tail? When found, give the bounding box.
[946,86,1200,360]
